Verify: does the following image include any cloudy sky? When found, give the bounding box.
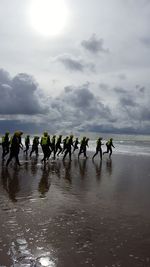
[0,0,150,134]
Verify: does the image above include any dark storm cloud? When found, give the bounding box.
[136,85,146,93]
[0,70,46,115]
[81,34,109,54]
[62,84,112,119]
[46,83,150,134]
[57,54,95,72]
[139,87,145,93]
[47,84,114,133]
[120,96,138,107]
[113,87,127,94]
[1,67,149,134]
[0,68,11,84]
[140,37,150,46]
[99,83,109,90]
[114,85,150,132]
[140,107,150,120]
[118,74,127,80]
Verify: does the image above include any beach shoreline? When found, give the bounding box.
[0,149,150,266]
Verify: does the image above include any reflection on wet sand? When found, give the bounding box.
[0,152,150,266]
[38,165,51,198]
[63,160,72,183]
[92,160,102,181]
[30,157,38,176]
[1,167,20,202]
[78,158,87,179]
[106,158,112,176]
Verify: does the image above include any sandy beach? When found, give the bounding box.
[0,149,150,267]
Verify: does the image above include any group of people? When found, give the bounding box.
[1,131,115,166]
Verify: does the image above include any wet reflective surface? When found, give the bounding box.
[0,151,150,266]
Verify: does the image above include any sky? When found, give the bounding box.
[0,0,150,134]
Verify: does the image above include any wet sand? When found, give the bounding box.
[0,149,150,267]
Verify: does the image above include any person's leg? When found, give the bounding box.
[5,145,9,157]
[15,153,21,166]
[6,151,14,166]
[55,145,58,156]
[24,145,27,153]
[103,146,109,155]
[109,147,112,158]
[30,147,34,157]
[100,148,102,160]
[84,148,87,158]
[69,149,72,161]
[63,149,68,160]
[26,145,29,154]
[36,147,39,157]
[57,146,62,156]
[41,146,45,162]
[53,147,56,159]
[92,149,98,159]
[2,144,5,160]
[78,148,82,159]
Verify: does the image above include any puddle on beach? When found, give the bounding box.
[0,151,150,266]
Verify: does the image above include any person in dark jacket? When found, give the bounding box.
[73,137,79,153]
[92,137,103,160]
[103,138,115,158]
[63,135,74,161]
[41,132,51,163]
[24,135,30,155]
[6,131,23,166]
[30,136,39,158]
[2,132,10,160]
[78,137,89,159]
[62,136,68,154]
[55,135,62,156]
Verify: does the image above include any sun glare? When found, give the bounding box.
[29,0,69,36]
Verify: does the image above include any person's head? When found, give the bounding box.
[15,131,23,137]
[110,138,113,141]
[27,135,30,137]
[44,132,48,137]
[5,131,9,136]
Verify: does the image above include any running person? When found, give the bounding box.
[92,137,103,160]
[103,138,115,158]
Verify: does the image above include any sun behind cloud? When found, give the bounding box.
[29,0,69,36]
